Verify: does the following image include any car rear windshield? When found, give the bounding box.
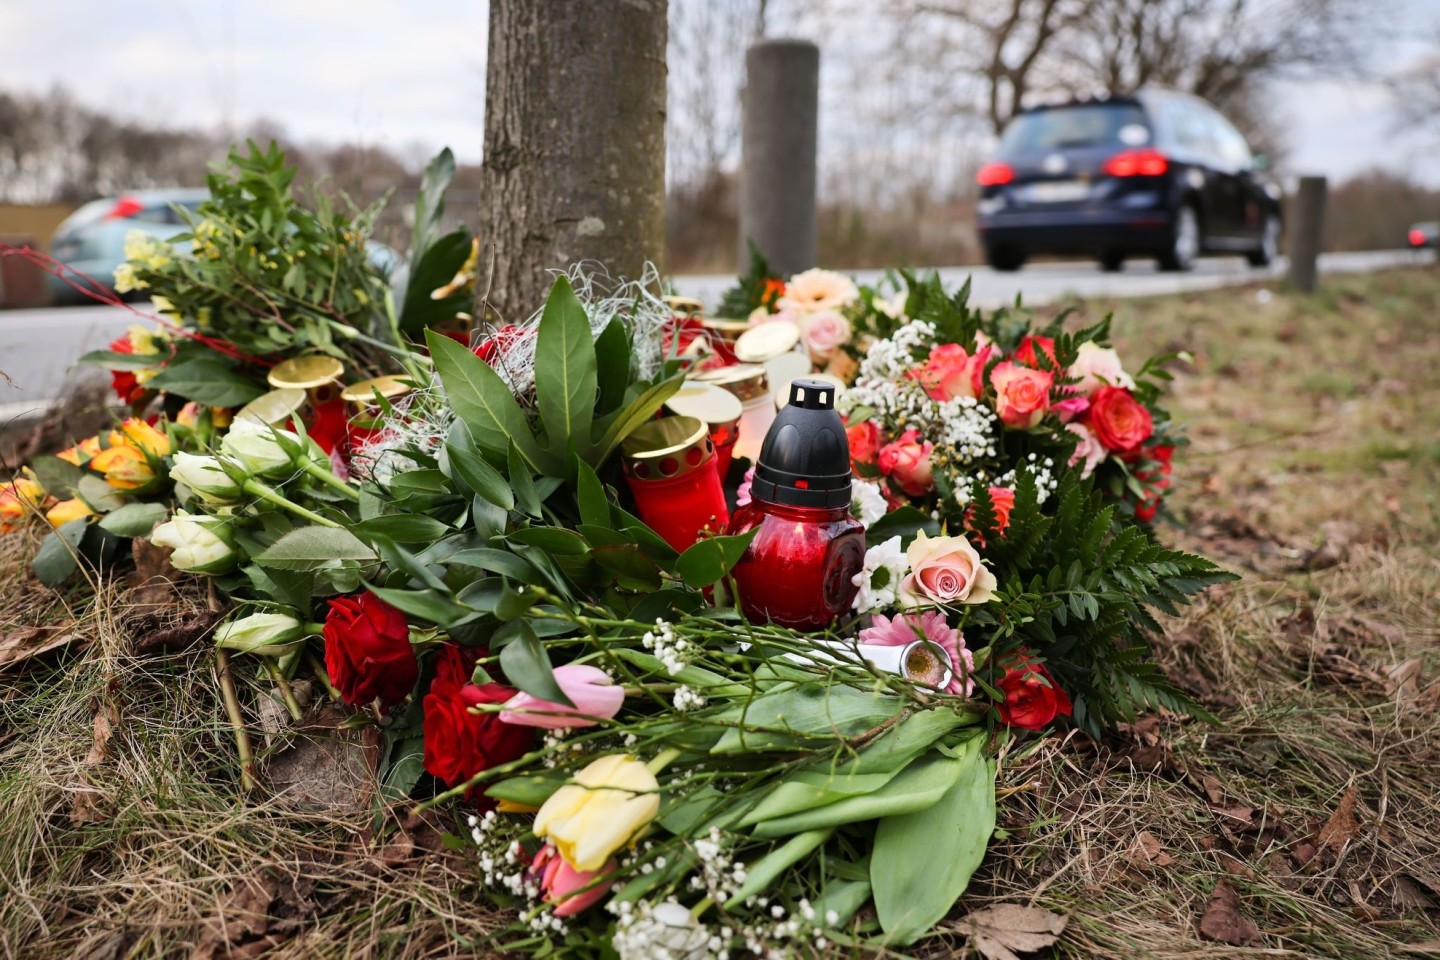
[998,103,1151,156]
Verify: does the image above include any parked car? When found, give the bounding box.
[47,189,209,304]
[1409,222,1439,250]
[975,90,1283,272]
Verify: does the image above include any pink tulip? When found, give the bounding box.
[498,664,625,729]
[528,843,615,916]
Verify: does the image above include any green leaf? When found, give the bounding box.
[486,772,568,808]
[865,505,940,546]
[508,441,542,518]
[399,229,473,334]
[97,502,168,537]
[449,547,542,584]
[365,583,475,626]
[871,736,995,945]
[593,318,632,415]
[675,529,758,589]
[750,750,966,838]
[587,373,684,466]
[710,682,905,755]
[372,537,450,593]
[508,527,590,556]
[729,828,835,905]
[409,148,455,269]
[254,526,377,568]
[425,329,550,474]
[32,519,87,586]
[575,458,609,528]
[444,421,514,509]
[77,348,159,371]
[352,515,451,544]
[535,276,598,458]
[146,357,265,407]
[76,475,125,513]
[28,455,85,499]
[498,621,573,706]
[591,544,663,592]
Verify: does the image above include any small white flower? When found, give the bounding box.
[851,479,887,527]
[851,535,908,613]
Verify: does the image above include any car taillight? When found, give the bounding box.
[1103,149,1169,177]
[1410,228,1427,247]
[976,162,1015,186]
[103,195,144,220]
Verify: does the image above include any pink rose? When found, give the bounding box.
[1066,422,1107,479]
[846,420,881,469]
[989,361,1053,429]
[799,310,851,362]
[877,428,934,497]
[909,343,989,402]
[1052,395,1089,423]
[898,531,998,608]
[1070,342,1136,395]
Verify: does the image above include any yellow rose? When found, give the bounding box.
[90,444,159,492]
[898,531,998,608]
[1,476,45,530]
[107,418,171,457]
[534,754,660,872]
[46,498,95,528]
[56,436,102,466]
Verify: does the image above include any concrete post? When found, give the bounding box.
[739,39,819,279]
[1287,176,1327,293]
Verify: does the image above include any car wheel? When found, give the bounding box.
[1099,252,1125,272]
[986,247,1027,272]
[1246,214,1280,268]
[1158,205,1199,272]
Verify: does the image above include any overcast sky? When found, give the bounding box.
[0,0,1437,186]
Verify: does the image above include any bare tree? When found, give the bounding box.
[480,0,668,316]
[1389,34,1440,139]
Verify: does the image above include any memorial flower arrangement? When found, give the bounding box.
[3,147,1234,956]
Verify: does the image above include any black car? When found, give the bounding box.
[976,90,1283,272]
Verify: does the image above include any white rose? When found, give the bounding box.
[1070,341,1136,395]
[897,531,997,608]
[800,310,852,362]
[776,268,859,313]
[170,452,242,503]
[149,510,237,574]
[214,611,304,656]
[221,418,305,478]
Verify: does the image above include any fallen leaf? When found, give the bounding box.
[1292,841,1318,867]
[1201,775,1225,806]
[129,610,222,655]
[84,701,120,766]
[1197,880,1261,946]
[959,903,1068,960]
[1130,831,1175,868]
[1317,785,1361,853]
[1386,659,1422,699]
[0,624,81,671]
[264,708,378,811]
[129,537,181,607]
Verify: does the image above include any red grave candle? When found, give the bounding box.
[622,416,730,553]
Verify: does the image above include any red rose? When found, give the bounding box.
[422,645,533,798]
[1014,335,1058,370]
[846,420,882,468]
[323,593,418,707]
[1132,444,1175,522]
[473,324,532,365]
[106,334,148,405]
[1086,386,1154,455]
[996,653,1072,731]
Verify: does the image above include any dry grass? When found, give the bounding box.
[2,267,1439,958]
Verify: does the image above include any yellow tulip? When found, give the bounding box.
[46,498,95,528]
[108,418,171,457]
[534,754,660,872]
[90,444,158,491]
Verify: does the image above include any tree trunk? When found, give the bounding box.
[480,0,668,319]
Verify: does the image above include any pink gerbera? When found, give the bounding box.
[858,610,974,696]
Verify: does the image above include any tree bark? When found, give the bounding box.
[480,0,668,318]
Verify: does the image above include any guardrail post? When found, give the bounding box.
[739,39,819,279]
[1287,176,1327,293]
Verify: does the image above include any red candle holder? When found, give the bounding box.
[621,416,730,552]
[341,375,413,452]
[267,355,347,454]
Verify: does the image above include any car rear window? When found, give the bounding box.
[998,103,1151,156]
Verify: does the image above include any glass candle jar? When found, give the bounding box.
[727,379,865,630]
[695,363,773,463]
[621,416,730,552]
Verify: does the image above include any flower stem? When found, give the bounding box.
[308,653,342,701]
[243,479,339,527]
[215,649,258,792]
[301,460,361,500]
[263,658,305,723]
[647,747,683,775]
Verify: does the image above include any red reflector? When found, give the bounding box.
[104,196,145,220]
[1411,229,1427,247]
[976,162,1015,186]
[1103,149,1169,177]
[794,479,809,489]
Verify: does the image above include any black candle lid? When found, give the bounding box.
[750,378,853,509]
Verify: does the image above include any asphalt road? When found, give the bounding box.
[0,248,1430,423]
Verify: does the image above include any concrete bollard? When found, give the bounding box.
[1287,176,1327,293]
[739,39,819,280]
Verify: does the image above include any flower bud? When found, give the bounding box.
[170,452,242,503]
[220,419,306,478]
[214,611,305,656]
[149,510,237,574]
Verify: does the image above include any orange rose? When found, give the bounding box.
[846,420,881,469]
[989,361,1053,429]
[909,343,989,402]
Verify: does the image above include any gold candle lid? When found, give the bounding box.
[691,363,769,403]
[764,352,815,410]
[734,320,801,363]
[267,355,344,390]
[341,375,414,405]
[664,295,704,316]
[699,316,751,345]
[664,381,743,426]
[621,416,714,480]
[235,388,306,425]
